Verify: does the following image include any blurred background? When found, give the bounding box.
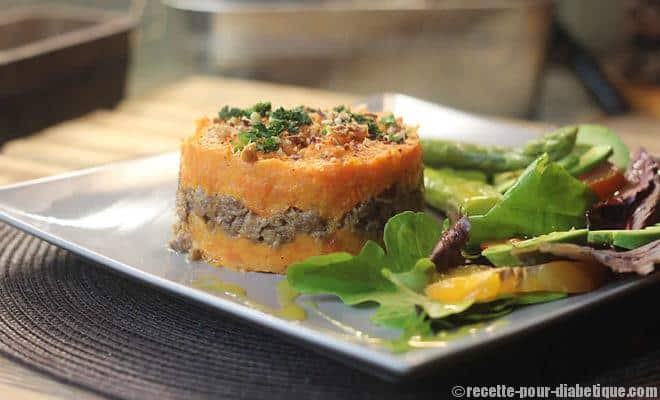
[0,0,658,165]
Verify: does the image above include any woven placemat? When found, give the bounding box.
[0,222,659,400]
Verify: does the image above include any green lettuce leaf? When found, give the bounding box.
[468,154,596,250]
[287,211,471,328]
[286,241,391,303]
[384,211,442,273]
[382,267,471,319]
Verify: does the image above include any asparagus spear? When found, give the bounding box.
[424,167,502,218]
[521,125,578,161]
[422,126,578,173]
[421,140,532,172]
[444,169,488,182]
[492,170,524,193]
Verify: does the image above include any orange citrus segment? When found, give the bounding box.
[519,261,609,293]
[425,261,610,303]
[425,269,501,303]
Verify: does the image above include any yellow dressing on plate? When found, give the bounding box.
[191,275,307,321]
[304,300,506,352]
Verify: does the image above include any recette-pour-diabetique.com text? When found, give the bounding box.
[450,384,658,399]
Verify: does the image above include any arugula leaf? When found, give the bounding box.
[288,212,472,329]
[366,284,466,328]
[287,241,391,301]
[390,258,435,292]
[384,211,442,273]
[383,268,471,320]
[468,154,596,250]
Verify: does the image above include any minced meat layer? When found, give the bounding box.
[172,184,423,250]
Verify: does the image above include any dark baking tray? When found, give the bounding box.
[0,6,137,143]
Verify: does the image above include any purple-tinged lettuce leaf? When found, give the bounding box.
[537,240,659,276]
[588,149,659,229]
[430,216,471,270]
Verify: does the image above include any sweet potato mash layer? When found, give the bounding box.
[187,214,367,273]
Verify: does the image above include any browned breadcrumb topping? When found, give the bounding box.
[205,103,416,162]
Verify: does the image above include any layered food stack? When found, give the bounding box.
[171,103,423,273]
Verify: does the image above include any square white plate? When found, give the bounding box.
[1,94,657,380]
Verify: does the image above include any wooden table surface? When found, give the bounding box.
[1,75,659,186]
[0,76,355,185]
[0,75,658,399]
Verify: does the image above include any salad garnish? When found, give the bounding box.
[588,149,659,229]
[467,154,596,249]
[535,240,660,276]
[287,124,659,350]
[429,216,470,270]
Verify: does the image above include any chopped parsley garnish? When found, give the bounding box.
[218,106,246,120]
[219,102,272,120]
[267,119,288,136]
[353,111,381,138]
[226,103,312,153]
[387,133,404,143]
[224,102,403,154]
[351,113,367,123]
[234,132,251,151]
[249,102,272,117]
[268,106,312,136]
[256,136,280,152]
[248,121,269,137]
[271,106,312,126]
[366,120,382,138]
[380,113,397,127]
[268,116,303,135]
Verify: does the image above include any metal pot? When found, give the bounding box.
[166,0,553,117]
